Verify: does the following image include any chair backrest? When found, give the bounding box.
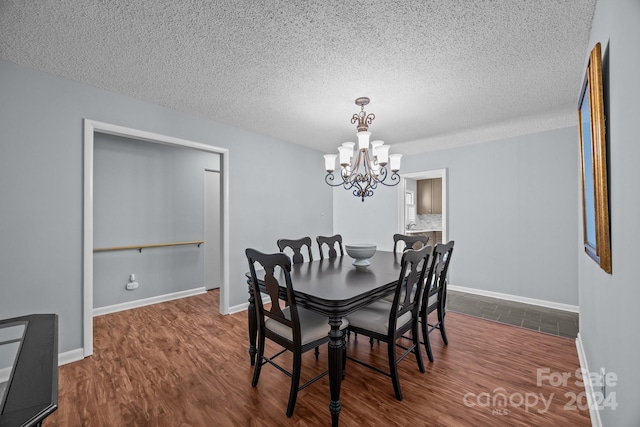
[422,240,455,314]
[245,248,302,345]
[393,233,429,253]
[316,234,344,260]
[388,245,432,331]
[277,237,313,264]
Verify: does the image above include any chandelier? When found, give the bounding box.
[324,97,402,201]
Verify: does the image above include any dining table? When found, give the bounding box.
[245,250,403,427]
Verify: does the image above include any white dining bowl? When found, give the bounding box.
[345,244,377,267]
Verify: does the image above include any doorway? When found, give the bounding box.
[83,119,230,357]
[399,169,448,245]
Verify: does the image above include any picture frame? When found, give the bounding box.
[578,42,611,273]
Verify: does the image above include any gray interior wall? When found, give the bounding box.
[335,126,579,305]
[0,59,333,353]
[93,134,220,308]
[333,182,401,252]
[580,0,640,425]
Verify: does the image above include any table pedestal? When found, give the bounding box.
[328,316,344,427]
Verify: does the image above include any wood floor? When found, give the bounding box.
[48,290,591,426]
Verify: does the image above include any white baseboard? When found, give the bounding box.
[576,333,602,427]
[448,285,579,313]
[59,348,85,365]
[228,301,250,314]
[93,287,207,317]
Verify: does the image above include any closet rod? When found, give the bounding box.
[94,240,204,253]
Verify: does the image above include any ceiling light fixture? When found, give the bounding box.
[323,97,402,201]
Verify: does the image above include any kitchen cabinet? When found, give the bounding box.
[417,178,442,214]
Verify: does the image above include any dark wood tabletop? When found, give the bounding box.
[284,251,402,315]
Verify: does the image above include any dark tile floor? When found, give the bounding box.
[446,290,579,339]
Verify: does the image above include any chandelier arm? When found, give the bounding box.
[377,169,401,186]
[351,179,366,200]
[372,164,387,183]
[342,177,356,190]
[364,113,375,127]
[325,172,346,187]
[351,111,376,132]
[362,151,381,186]
[351,149,364,173]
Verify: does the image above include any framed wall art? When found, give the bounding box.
[578,42,611,273]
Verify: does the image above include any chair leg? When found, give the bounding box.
[369,337,374,348]
[314,346,320,361]
[421,314,434,363]
[412,321,425,373]
[286,351,302,417]
[251,333,266,387]
[388,338,402,401]
[439,310,448,345]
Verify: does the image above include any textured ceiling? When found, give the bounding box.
[0,0,596,155]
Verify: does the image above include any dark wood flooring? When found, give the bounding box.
[47,290,591,426]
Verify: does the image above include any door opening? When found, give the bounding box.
[399,169,448,247]
[83,119,230,357]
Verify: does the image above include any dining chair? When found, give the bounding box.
[277,237,313,264]
[278,236,321,359]
[380,233,429,306]
[345,245,431,401]
[316,234,344,260]
[419,240,455,362]
[393,233,428,253]
[245,248,348,417]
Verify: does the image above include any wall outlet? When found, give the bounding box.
[126,281,139,290]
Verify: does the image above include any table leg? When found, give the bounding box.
[247,278,257,366]
[328,316,344,427]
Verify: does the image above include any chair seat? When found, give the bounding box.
[266,307,349,345]
[346,301,412,335]
[426,293,437,307]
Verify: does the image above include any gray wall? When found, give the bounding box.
[335,126,580,306]
[0,59,333,353]
[580,0,640,425]
[93,133,220,308]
